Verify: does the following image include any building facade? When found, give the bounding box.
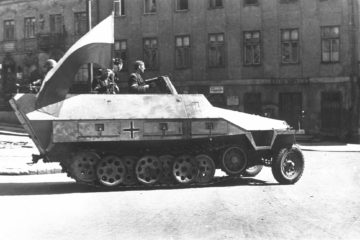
[1,0,360,141]
[98,0,360,141]
[0,0,95,110]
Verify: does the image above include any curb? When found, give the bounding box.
[0,122,26,135]
[300,148,360,152]
[0,130,28,137]
[0,160,63,176]
[0,168,63,176]
[298,144,360,152]
[0,162,63,175]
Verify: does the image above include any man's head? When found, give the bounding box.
[44,59,57,72]
[113,58,123,72]
[134,60,145,74]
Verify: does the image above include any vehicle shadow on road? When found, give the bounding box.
[0,177,278,196]
[0,182,99,196]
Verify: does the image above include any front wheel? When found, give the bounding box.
[272,145,305,184]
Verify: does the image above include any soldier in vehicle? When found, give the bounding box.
[93,58,123,94]
[31,59,57,93]
[128,60,157,93]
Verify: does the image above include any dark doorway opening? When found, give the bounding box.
[321,91,341,135]
[279,92,302,130]
[244,92,262,115]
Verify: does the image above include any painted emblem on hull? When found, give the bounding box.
[123,121,140,139]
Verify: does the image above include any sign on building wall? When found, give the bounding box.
[3,42,16,52]
[270,78,310,85]
[209,86,224,94]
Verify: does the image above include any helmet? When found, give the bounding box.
[44,59,57,69]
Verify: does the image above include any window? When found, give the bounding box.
[114,0,125,16]
[114,40,127,70]
[74,65,89,84]
[176,0,188,11]
[50,14,63,34]
[321,26,340,63]
[143,38,159,70]
[244,31,261,65]
[244,0,259,5]
[24,17,36,39]
[175,35,191,69]
[281,29,299,64]
[4,20,15,41]
[208,33,225,67]
[144,0,156,14]
[74,12,87,35]
[209,0,223,9]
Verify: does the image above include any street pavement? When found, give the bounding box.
[1,123,360,175]
[0,123,61,175]
[1,151,359,240]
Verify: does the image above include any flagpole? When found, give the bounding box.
[87,0,93,92]
[111,11,114,69]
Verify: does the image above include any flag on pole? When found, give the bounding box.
[36,14,114,108]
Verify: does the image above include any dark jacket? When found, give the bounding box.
[128,72,148,93]
[93,69,119,94]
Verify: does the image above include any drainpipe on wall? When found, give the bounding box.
[349,0,360,142]
[87,0,93,92]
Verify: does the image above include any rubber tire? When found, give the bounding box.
[272,145,305,184]
[221,146,248,176]
[242,165,263,177]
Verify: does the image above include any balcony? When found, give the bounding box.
[37,32,66,51]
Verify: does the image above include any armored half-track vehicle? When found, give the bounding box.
[9,14,304,188]
[10,75,304,187]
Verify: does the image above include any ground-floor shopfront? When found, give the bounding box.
[176,76,359,141]
[1,71,359,141]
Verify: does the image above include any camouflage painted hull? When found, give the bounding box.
[10,92,304,186]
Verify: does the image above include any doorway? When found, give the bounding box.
[321,91,341,134]
[279,92,303,130]
[244,92,262,115]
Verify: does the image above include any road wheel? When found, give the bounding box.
[195,154,215,184]
[70,151,100,183]
[96,155,126,187]
[221,146,247,176]
[135,155,162,185]
[272,145,305,184]
[172,155,198,184]
[242,165,263,177]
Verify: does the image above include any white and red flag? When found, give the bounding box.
[36,14,114,108]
